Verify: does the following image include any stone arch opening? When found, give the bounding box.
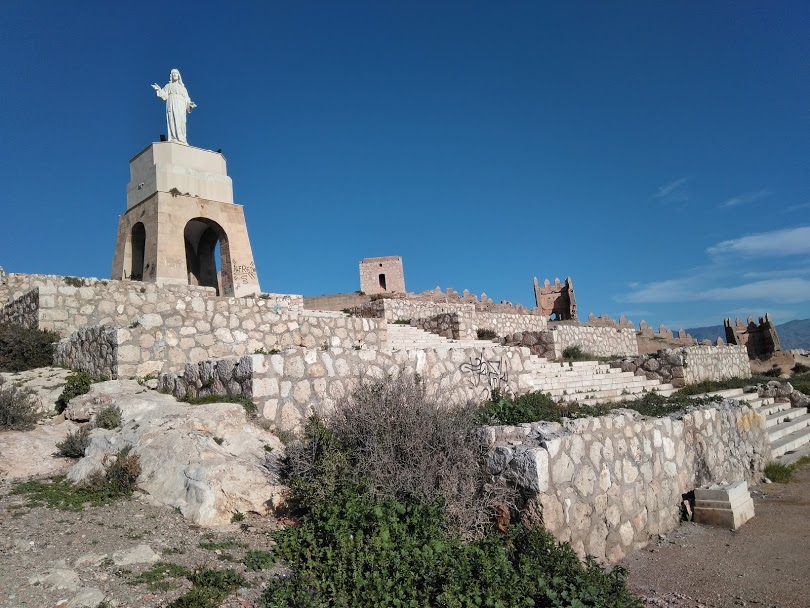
[378,273,387,291]
[126,222,146,281]
[184,218,231,295]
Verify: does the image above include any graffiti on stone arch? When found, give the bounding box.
[460,350,509,397]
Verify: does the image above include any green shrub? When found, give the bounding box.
[133,561,190,591]
[56,425,91,457]
[0,381,40,430]
[764,461,795,483]
[791,373,810,396]
[476,328,497,340]
[94,405,122,430]
[262,487,641,608]
[392,319,411,325]
[169,568,246,608]
[12,449,140,510]
[0,323,59,372]
[477,390,564,424]
[561,345,593,361]
[762,365,782,378]
[244,549,274,571]
[56,372,93,413]
[793,363,810,375]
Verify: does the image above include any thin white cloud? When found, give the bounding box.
[704,278,810,303]
[653,177,689,199]
[616,278,694,303]
[720,189,770,208]
[707,226,810,257]
[785,202,810,213]
[742,267,810,280]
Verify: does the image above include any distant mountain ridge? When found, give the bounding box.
[684,318,810,350]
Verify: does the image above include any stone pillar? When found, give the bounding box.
[111,142,260,297]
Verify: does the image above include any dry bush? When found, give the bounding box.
[56,425,91,457]
[328,373,515,537]
[0,379,40,430]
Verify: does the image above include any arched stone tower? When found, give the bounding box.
[111,142,260,297]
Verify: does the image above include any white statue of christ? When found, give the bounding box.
[151,69,197,145]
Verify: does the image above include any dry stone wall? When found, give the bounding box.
[484,401,769,563]
[502,326,639,359]
[612,345,750,388]
[0,287,39,329]
[55,326,119,380]
[158,345,536,432]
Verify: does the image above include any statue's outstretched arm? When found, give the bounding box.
[151,83,167,100]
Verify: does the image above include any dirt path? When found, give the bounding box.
[623,467,810,608]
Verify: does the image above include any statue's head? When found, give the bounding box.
[170,69,181,82]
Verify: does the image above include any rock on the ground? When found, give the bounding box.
[0,367,72,414]
[66,588,105,608]
[29,565,80,592]
[111,544,159,566]
[0,419,80,480]
[66,380,287,526]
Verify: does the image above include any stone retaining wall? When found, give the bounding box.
[158,345,536,431]
[612,345,750,388]
[0,287,39,329]
[55,326,119,380]
[484,401,769,563]
[56,309,387,378]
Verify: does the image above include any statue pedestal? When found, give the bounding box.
[111,143,260,297]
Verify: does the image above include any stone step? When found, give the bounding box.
[567,387,678,407]
[767,413,810,442]
[775,439,810,465]
[770,424,810,459]
[556,384,674,402]
[755,401,792,417]
[764,408,804,428]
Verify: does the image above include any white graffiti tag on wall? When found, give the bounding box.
[460,350,509,398]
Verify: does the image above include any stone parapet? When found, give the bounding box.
[483,400,769,563]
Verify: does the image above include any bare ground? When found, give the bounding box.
[623,466,810,608]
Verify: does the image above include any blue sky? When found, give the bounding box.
[1,1,808,329]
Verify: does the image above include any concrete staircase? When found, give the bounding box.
[691,388,810,462]
[528,359,676,405]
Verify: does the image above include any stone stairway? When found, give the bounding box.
[385,323,499,350]
[528,359,676,405]
[692,388,810,462]
[385,324,678,404]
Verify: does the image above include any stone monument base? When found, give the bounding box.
[111,143,260,297]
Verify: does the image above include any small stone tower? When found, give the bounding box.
[359,256,405,295]
[111,142,260,297]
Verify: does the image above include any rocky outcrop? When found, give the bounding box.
[65,380,286,526]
